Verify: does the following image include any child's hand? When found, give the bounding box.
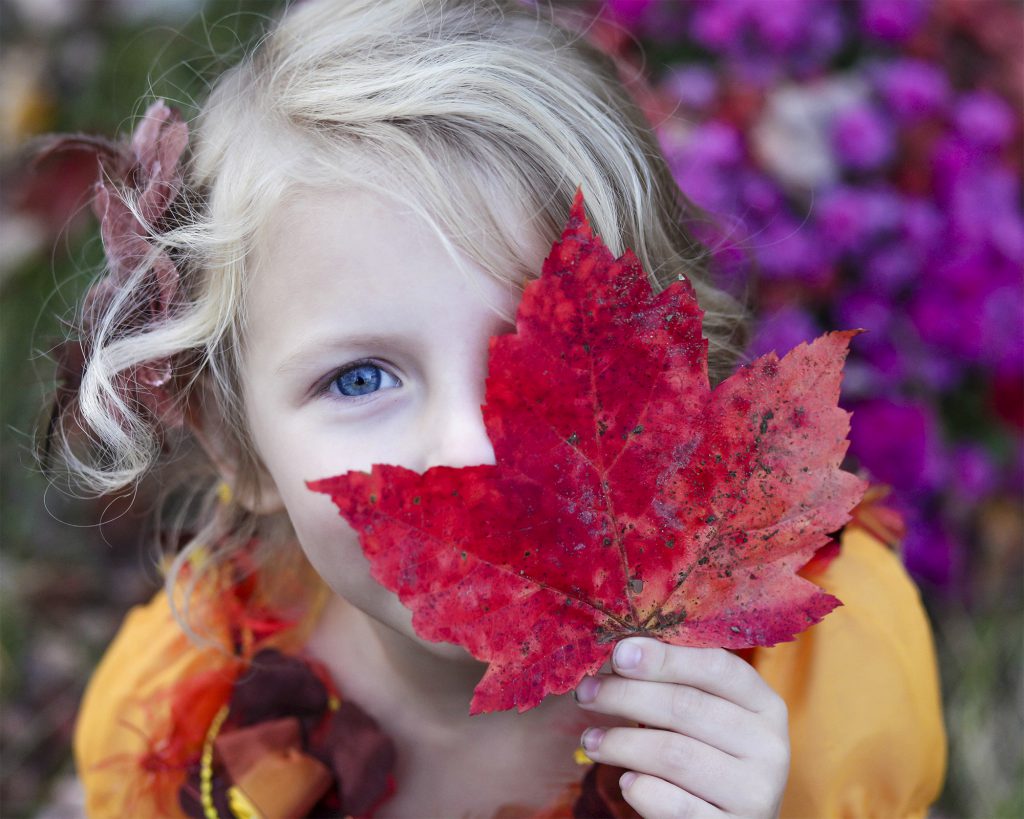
[574,637,789,819]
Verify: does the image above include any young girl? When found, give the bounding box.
[46,0,946,816]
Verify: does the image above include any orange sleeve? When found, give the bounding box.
[751,528,947,819]
[73,590,237,818]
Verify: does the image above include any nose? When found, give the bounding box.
[420,391,497,471]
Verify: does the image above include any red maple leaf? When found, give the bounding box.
[309,189,866,714]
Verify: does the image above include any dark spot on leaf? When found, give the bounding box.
[628,577,644,595]
[698,556,709,565]
[602,537,612,547]
[369,494,377,504]
[632,424,643,435]
[567,432,579,445]
[705,514,717,524]
[412,496,421,505]
[760,410,774,435]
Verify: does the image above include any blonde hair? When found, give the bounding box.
[45,0,748,622]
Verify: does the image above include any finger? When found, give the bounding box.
[574,674,773,759]
[610,638,787,718]
[580,725,740,810]
[618,772,727,819]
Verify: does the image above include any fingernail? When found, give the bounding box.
[581,727,605,753]
[613,640,641,670]
[574,676,600,704]
[620,771,637,791]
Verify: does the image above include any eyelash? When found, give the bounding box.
[317,359,402,401]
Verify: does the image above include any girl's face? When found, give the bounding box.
[240,187,547,656]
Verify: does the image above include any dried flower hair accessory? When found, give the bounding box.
[36,100,189,437]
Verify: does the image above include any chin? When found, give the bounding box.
[417,634,478,663]
[383,598,482,664]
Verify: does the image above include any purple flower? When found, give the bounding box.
[752,215,833,284]
[900,514,957,590]
[864,241,921,293]
[604,0,656,29]
[831,103,895,172]
[689,0,745,51]
[662,64,719,112]
[930,134,989,207]
[848,398,945,495]
[908,346,963,392]
[981,284,1024,376]
[900,198,945,253]
[948,165,1020,247]
[907,248,1003,364]
[860,0,931,43]
[951,444,998,503]
[859,339,910,390]
[668,121,747,213]
[688,0,844,81]
[747,305,821,359]
[836,288,895,340]
[815,186,903,253]
[691,120,746,167]
[954,90,1016,150]
[873,58,950,123]
[789,4,845,76]
[739,172,783,216]
[748,0,817,52]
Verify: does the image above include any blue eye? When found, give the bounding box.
[330,361,400,398]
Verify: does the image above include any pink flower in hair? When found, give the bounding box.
[36,100,190,437]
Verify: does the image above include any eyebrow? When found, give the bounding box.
[274,332,419,376]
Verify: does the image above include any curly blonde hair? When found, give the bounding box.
[44,0,748,622]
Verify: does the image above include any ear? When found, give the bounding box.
[184,378,286,517]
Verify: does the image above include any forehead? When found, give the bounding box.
[241,185,539,360]
[255,185,508,292]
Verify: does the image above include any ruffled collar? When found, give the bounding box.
[132,487,896,819]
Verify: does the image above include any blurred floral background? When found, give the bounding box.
[1,0,1021,815]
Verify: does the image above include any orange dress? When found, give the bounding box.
[74,527,947,818]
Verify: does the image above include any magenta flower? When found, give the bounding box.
[747,305,821,359]
[603,0,656,30]
[864,241,921,294]
[815,186,902,253]
[848,398,945,495]
[951,444,998,504]
[661,64,719,112]
[954,90,1017,151]
[860,0,931,43]
[873,58,950,123]
[688,0,844,82]
[753,216,833,284]
[900,514,957,590]
[831,103,895,172]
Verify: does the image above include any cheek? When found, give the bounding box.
[284,489,375,598]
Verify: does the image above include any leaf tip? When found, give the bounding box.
[566,185,592,240]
